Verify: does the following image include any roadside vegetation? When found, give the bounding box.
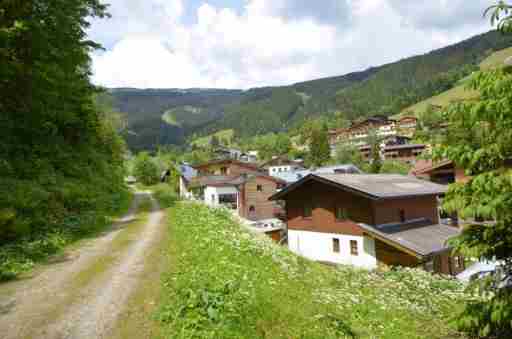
[0,0,129,282]
[157,203,472,339]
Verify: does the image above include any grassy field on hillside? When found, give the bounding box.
[157,202,472,339]
[401,47,512,116]
[191,129,234,147]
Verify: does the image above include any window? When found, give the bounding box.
[249,205,256,213]
[332,238,340,253]
[350,240,358,256]
[220,167,228,175]
[211,194,216,203]
[454,256,462,269]
[399,209,406,223]
[303,204,312,218]
[335,207,348,221]
[257,184,263,192]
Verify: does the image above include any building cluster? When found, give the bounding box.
[329,115,426,164]
[177,152,466,277]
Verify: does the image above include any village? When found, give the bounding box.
[3,1,512,338]
[171,115,477,278]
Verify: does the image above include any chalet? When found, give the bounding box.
[410,159,468,185]
[179,159,286,222]
[395,116,418,137]
[192,159,262,176]
[360,143,427,164]
[270,174,464,275]
[261,156,305,176]
[186,173,285,221]
[272,164,362,184]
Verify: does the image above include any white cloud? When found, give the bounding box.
[90,0,494,89]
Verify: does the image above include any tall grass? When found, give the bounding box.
[0,189,132,281]
[157,202,474,338]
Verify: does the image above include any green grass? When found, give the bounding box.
[157,202,471,339]
[0,189,133,282]
[401,46,512,116]
[191,129,234,147]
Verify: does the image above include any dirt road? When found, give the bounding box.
[0,191,167,339]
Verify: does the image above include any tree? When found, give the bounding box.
[209,135,221,148]
[334,142,366,169]
[379,160,411,175]
[0,0,127,241]
[252,133,291,161]
[487,1,512,33]
[133,152,159,186]
[307,123,331,167]
[431,68,512,338]
[366,129,382,173]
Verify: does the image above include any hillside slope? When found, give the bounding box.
[109,88,243,151]
[109,30,512,150]
[159,202,470,338]
[401,46,512,116]
[197,30,512,139]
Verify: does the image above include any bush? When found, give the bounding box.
[152,184,178,208]
[133,152,159,186]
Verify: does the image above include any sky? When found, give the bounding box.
[88,0,495,89]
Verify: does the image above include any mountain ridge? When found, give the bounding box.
[108,30,512,151]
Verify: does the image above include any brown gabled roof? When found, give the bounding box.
[358,220,460,258]
[269,173,447,201]
[192,159,262,172]
[189,173,286,188]
[409,159,453,176]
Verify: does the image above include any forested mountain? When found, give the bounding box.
[108,88,243,151]
[109,30,512,150]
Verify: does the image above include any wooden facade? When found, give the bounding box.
[239,176,282,221]
[275,176,464,275]
[193,159,261,176]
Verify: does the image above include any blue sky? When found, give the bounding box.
[88,0,494,89]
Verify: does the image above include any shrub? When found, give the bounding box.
[133,152,159,186]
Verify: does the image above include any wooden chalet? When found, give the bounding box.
[270,174,464,275]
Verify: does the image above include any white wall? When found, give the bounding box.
[204,186,239,207]
[268,165,295,175]
[179,177,194,199]
[288,230,377,269]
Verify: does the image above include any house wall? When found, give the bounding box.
[288,230,377,269]
[197,162,259,176]
[285,180,375,233]
[179,177,194,200]
[372,195,439,225]
[375,239,419,267]
[239,177,279,221]
[204,186,238,208]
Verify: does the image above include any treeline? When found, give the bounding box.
[0,0,128,279]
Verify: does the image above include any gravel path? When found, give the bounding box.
[0,191,166,339]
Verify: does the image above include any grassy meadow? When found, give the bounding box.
[157,202,474,339]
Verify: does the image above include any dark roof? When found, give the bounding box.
[358,220,460,257]
[178,164,198,181]
[189,173,286,188]
[270,173,447,201]
[192,159,262,171]
[383,143,426,151]
[409,159,453,176]
[189,175,246,188]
